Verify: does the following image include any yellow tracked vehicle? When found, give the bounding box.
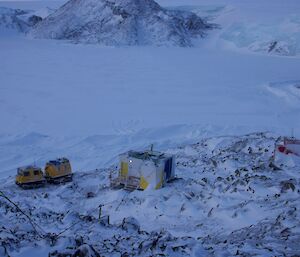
[15,166,46,188]
[45,157,73,183]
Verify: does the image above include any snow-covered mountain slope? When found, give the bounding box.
[0,6,55,34]
[1,132,300,256]
[0,7,30,32]
[2,0,300,55]
[30,0,213,46]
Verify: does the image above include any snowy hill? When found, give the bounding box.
[31,0,213,46]
[1,132,300,256]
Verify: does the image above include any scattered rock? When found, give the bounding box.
[27,15,42,26]
[73,244,100,257]
[121,217,140,232]
[86,192,95,198]
[280,180,296,193]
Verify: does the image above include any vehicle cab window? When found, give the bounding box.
[34,170,40,175]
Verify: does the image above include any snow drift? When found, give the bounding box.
[30,0,213,46]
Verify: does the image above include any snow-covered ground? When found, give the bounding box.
[1,132,300,256]
[0,0,300,256]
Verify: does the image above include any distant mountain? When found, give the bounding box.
[0,7,52,33]
[0,7,29,32]
[31,0,214,46]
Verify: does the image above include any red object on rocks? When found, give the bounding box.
[278,146,286,153]
[277,137,300,156]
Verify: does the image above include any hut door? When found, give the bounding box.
[164,158,172,180]
[121,162,128,177]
